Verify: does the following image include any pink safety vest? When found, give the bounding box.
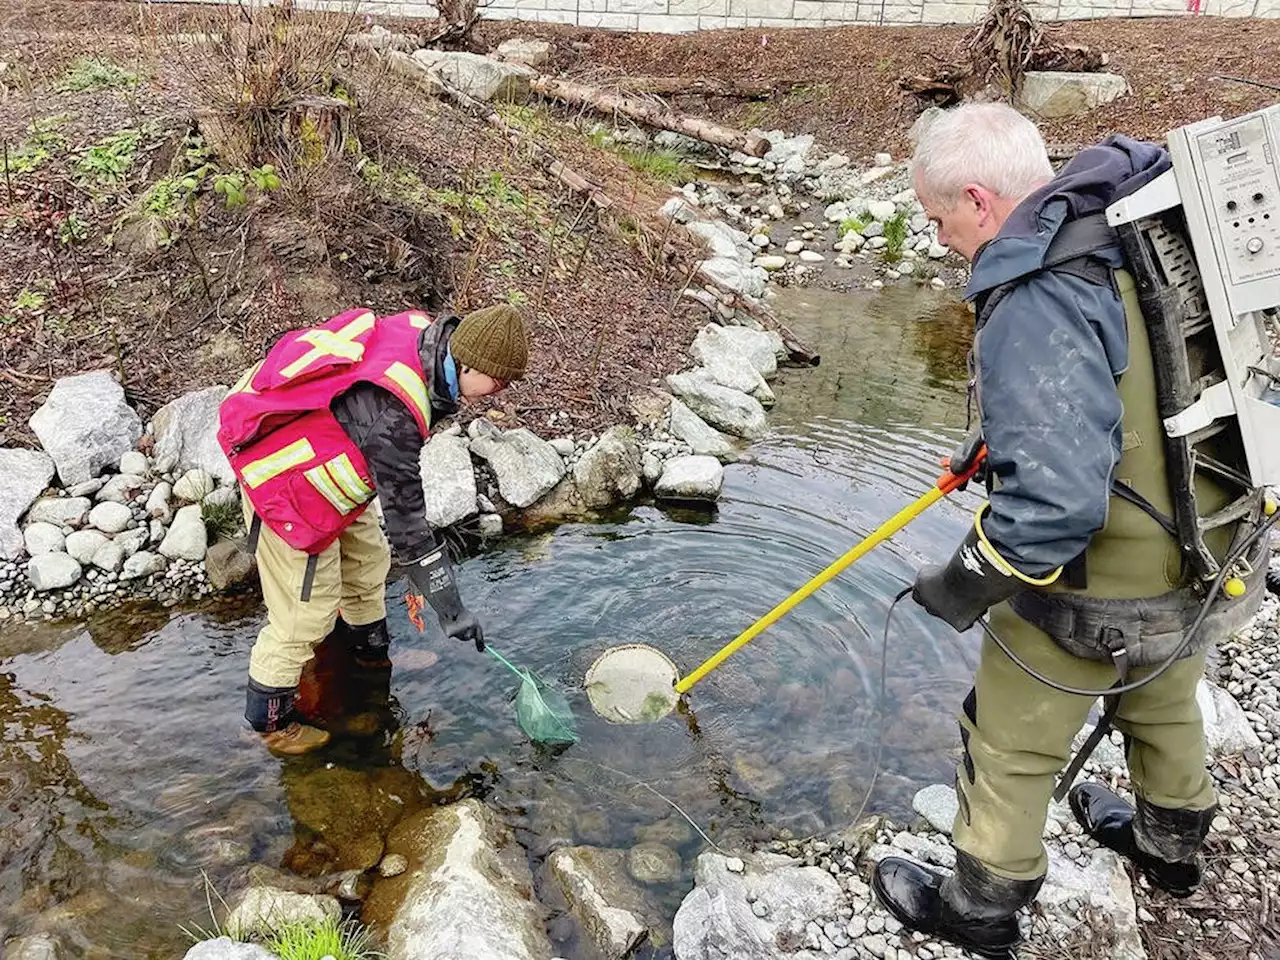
[217,308,435,554]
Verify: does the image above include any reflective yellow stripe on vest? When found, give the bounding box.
[304,462,359,514]
[231,360,264,395]
[408,312,431,329]
[303,455,373,515]
[383,361,431,426]
[280,311,376,380]
[242,438,316,489]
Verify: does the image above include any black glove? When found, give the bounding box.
[407,545,485,652]
[913,519,1055,632]
[947,425,987,491]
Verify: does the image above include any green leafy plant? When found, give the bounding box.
[77,129,142,183]
[56,57,140,93]
[57,214,88,245]
[13,288,47,312]
[4,115,69,176]
[265,916,383,960]
[839,216,867,237]
[882,210,910,262]
[249,164,281,192]
[201,498,242,542]
[213,171,249,209]
[505,289,529,306]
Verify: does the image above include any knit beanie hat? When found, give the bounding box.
[449,304,529,383]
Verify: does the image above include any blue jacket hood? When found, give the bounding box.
[966,135,1171,299]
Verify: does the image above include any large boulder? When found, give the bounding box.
[1017,71,1130,119]
[470,428,565,509]
[226,887,341,940]
[572,426,642,509]
[691,326,774,405]
[673,851,844,960]
[159,505,208,561]
[28,552,82,592]
[29,372,143,486]
[495,37,553,68]
[688,221,754,262]
[548,846,669,959]
[206,539,258,591]
[26,496,91,528]
[65,529,110,565]
[1198,678,1262,757]
[151,386,233,483]
[363,799,554,960]
[666,371,767,440]
[714,327,783,380]
[419,434,478,528]
[0,448,55,559]
[668,399,736,461]
[656,456,724,502]
[410,49,536,102]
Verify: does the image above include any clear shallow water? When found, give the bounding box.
[0,285,985,958]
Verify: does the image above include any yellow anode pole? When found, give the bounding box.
[674,456,981,695]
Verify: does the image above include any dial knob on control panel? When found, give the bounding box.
[1246,237,1265,254]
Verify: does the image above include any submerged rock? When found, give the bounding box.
[4,934,64,960]
[673,851,843,960]
[363,799,554,960]
[0,448,55,559]
[550,846,670,958]
[628,842,683,885]
[29,371,143,486]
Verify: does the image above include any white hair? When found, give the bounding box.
[910,103,1054,208]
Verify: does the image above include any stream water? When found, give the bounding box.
[0,285,984,958]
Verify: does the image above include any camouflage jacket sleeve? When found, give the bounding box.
[332,383,434,562]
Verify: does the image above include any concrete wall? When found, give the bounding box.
[199,0,1280,31]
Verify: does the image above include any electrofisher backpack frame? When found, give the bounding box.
[1107,101,1280,584]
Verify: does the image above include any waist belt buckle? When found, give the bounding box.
[1100,626,1131,683]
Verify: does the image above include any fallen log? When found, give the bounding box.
[611,76,801,100]
[530,76,771,158]
[898,74,961,106]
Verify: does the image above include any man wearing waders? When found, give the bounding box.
[874,103,1271,958]
[217,304,529,755]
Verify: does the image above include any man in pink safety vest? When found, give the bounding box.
[218,303,529,755]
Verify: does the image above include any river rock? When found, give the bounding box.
[479,513,503,537]
[419,434,478,528]
[666,371,767,440]
[363,799,554,960]
[668,399,736,461]
[628,842,683,884]
[691,326,775,405]
[655,456,724,502]
[0,448,56,559]
[160,505,208,561]
[4,935,63,960]
[410,49,535,102]
[673,851,844,960]
[549,846,669,958]
[28,552,82,592]
[867,200,897,222]
[27,496,91,528]
[206,539,257,591]
[1197,678,1262,757]
[495,38,553,68]
[642,453,663,487]
[151,386,233,483]
[92,540,124,573]
[912,784,960,835]
[1017,71,1130,120]
[173,469,216,503]
[121,550,166,580]
[714,328,781,379]
[88,501,132,535]
[763,133,814,166]
[147,482,174,522]
[29,371,143,486]
[66,529,109,564]
[689,221,754,262]
[23,522,65,555]
[115,526,149,558]
[573,426,642,509]
[118,451,150,477]
[1036,847,1144,960]
[755,255,787,271]
[699,257,767,299]
[183,938,277,960]
[95,473,147,504]
[470,428,565,508]
[226,887,341,939]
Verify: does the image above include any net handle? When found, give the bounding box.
[486,645,531,682]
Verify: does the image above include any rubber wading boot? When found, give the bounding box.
[873,851,1043,960]
[245,678,330,756]
[1068,782,1212,897]
[336,617,392,670]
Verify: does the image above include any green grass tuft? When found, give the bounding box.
[266,916,383,960]
[56,57,140,93]
[882,210,909,262]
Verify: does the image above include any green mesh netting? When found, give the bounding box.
[488,647,579,745]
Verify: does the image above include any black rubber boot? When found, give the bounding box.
[245,678,330,755]
[1068,782,1212,897]
[1266,567,1280,598]
[873,851,1042,960]
[335,617,392,670]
